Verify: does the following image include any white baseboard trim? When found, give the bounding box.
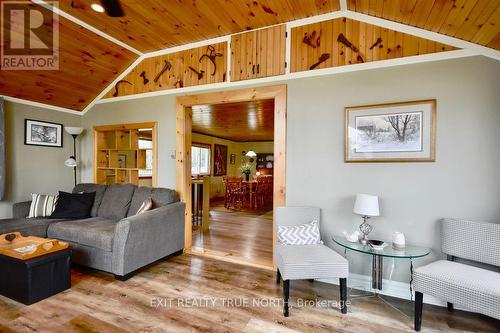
[318,273,469,311]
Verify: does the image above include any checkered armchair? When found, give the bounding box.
[275,207,349,316]
[413,218,500,331]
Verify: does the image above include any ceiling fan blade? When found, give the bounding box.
[101,0,124,17]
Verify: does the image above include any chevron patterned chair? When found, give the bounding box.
[275,206,349,317]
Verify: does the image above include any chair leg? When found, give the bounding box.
[447,302,454,311]
[283,279,290,317]
[339,278,347,314]
[414,291,423,331]
[276,269,281,284]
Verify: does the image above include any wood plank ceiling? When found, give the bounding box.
[348,0,500,50]
[61,0,341,52]
[0,3,137,111]
[192,99,274,142]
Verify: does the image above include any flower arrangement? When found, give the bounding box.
[239,163,252,180]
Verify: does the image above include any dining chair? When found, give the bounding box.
[223,176,244,209]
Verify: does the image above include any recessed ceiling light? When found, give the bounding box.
[91,3,105,13]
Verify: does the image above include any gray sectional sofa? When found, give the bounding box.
[0,184,185,280]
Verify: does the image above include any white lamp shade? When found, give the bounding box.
[65,127,84,136]
[246,150,257,157]
[65,157,77,167]
[353,194,379,217]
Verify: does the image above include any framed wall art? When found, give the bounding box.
[24,119,63,148]
[345,100,436,162]
[213,144,228,176]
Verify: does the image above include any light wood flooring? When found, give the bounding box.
[192,203,273,268]
[0,254,498,332]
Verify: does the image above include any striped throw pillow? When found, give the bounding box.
[136,198,153,215]
[277,220,322,245]
[28,193,59,218]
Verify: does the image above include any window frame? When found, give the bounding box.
[191,142,212,176]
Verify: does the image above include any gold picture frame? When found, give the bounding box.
[345,100,436,163]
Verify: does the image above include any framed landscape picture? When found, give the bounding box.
[345,100,436,162]
[24,119,63,148]
[213,144,228,176]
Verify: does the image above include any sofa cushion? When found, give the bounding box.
[97,184,136,221]
[414,260,500,320]
[0,218,65,238]
[47,217,117,252]
[127,187,179,217]
[73,183,107,217]
[50,191,95,219]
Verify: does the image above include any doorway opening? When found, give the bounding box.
[176,85,287,269]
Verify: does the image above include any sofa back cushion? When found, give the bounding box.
[73,183,107,217]
[97,184,136,221]
[126,186,179,217]
[441,218,500,267]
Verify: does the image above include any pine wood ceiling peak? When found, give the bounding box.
[60,0,341,53]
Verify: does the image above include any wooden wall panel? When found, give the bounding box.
[231,25,286,81]
[291,18,456,73]
[103,43,227,98]
[348,0,500,51]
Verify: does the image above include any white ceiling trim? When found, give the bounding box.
[1,95,82,115]
[31,0,143,56]
[94,49,477,106]
[339,0,348,12]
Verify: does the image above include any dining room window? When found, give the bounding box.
[192,144,211,176]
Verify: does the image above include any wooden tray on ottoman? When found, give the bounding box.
[0,232,68,260]
[0,232,71,305]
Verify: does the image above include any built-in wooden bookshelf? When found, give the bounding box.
[93,122,157,186]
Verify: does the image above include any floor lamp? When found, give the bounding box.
[64,127,84,186]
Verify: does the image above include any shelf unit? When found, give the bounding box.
[93,122,157,186]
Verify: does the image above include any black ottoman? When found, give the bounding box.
[0,249,71,305]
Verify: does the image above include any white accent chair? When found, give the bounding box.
[413,218,500,331]
[275,206,349,316]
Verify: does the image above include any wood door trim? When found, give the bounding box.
[176,85,287,269]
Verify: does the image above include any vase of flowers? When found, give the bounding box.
[239,163,252,181]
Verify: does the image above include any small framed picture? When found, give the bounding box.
[230,153,236,165]
[345,100,436,162]
[24,119,63,148]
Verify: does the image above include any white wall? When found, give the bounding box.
[81,56,500,283]
[0,102,81,218]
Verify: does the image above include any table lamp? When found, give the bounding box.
[353,193,379,245]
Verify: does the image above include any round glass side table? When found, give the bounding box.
[333,236,431,298]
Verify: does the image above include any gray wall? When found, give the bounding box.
[76,56,500,282]
[287,56,500,281]
[0,102,81,218]
[80,95,177,189]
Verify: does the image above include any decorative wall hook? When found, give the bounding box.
[112,80,132,97]
[199,45,223,76]
[369,37,383,50]
[302,30,321,48]
[337,33,358,52]
[310,53,330,70]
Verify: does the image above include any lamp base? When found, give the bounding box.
[358,216,373,245]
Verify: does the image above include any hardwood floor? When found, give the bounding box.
[0,254,498,332]
[192,203,273,268]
